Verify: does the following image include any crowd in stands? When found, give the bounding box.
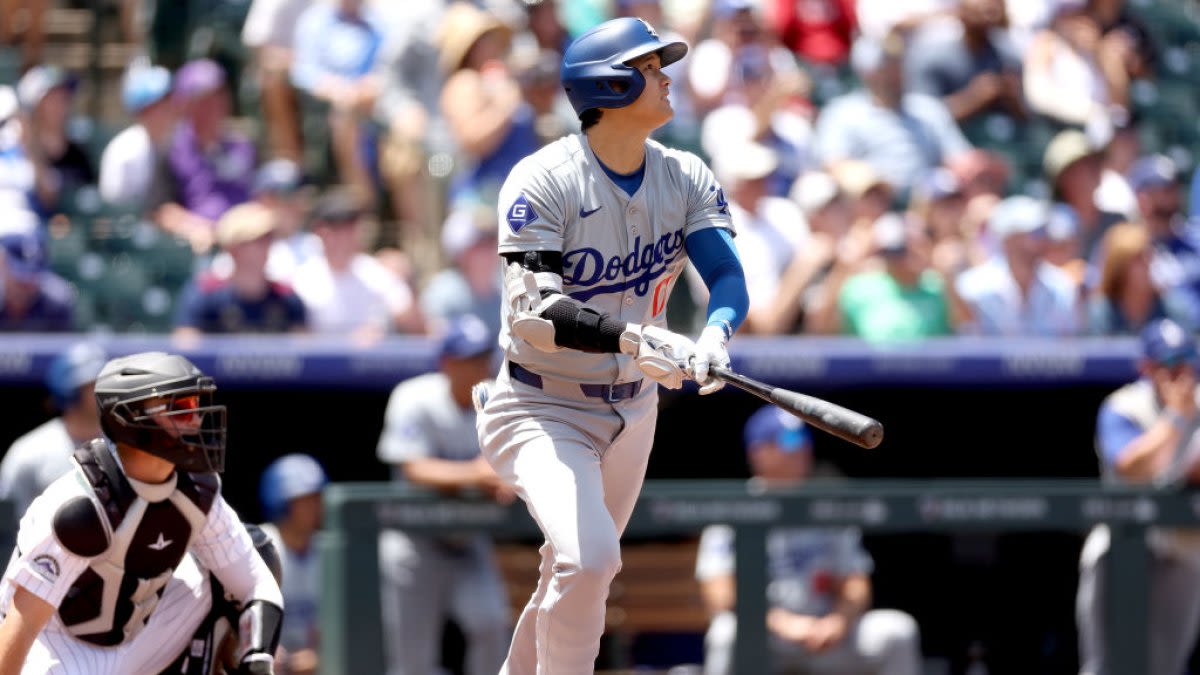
[0,0,1198,342]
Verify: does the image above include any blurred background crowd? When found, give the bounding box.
[0,0,1198,342]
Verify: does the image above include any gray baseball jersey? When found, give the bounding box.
[496,132,733,382]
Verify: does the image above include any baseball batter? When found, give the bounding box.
[475,17,749,674]
[0,352,283,675]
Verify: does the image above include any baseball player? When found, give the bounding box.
[696,406,921,675]
[0,351,283,674]
[0,342,106,516]
[259,453,329,675]
[1078,318,1200,675]
[377,314,513,675]
[475,17,749,674]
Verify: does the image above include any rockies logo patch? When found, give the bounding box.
[506,195,537,233]
[32,554,59,581]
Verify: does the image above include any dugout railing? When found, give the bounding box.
[319,480,1200,675]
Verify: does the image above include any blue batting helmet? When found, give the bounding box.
[560,17,687,118]
[46,342,106,410]
[259,453,329,521]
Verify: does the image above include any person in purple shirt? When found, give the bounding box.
[0,217,74,332]
[166,59,257,254]
[173,202,307,336]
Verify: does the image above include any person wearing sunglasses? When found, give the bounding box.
[0,352,283,675]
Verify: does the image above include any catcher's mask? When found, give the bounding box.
[96,352,228,473]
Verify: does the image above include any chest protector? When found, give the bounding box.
[50,439,219,646]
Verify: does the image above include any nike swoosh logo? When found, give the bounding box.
[579,205,602,218]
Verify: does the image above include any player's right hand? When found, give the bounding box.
[622,325,694,389]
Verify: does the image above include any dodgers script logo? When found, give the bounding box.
[563,229,684,303]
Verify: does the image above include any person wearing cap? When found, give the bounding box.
[8,64,94,216]
[0,224,74,332]
[291,186,423,338]
[292,0,386,201]
[830,212,957,341]
[258,452,329,675]
[376,314,513,675]
[173,202,308,336]
[696,405,922,675]
[704,142,807,335]
[98,65,180,212]
[954,195,1083,336]
[1043,129,1122,257]
[687,0,801,115]
[167,58,258,234]
[815,33,972,197]
[437,2,540,209]
[1078,318,1200,675]
[420,199,502,338]
[0,342,105,516]
[829,159,894,228]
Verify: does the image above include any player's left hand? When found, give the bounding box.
[690,325,729,395]
[236,653,275,675]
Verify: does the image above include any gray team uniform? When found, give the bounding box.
[0,417,78,516]
[1077,379,1200,675]
[377,372,511,675]
[696,525,921,675]
[475,133,732,673]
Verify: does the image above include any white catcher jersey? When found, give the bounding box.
[497,133,734,383]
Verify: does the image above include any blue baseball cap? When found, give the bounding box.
[743,405,812,453]
[259,453,329,521]
[122,66,172,114]
[1140,318,1198,366]
[439,314,494,360]
[0,231,47,281]
[1127,154,1178,192]
[45,342,106,408]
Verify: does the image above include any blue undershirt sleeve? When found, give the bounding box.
[684,228,748,339]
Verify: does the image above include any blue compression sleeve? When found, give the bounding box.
[684,228,748,339]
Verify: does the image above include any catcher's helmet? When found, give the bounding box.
[94,352,227,473]
[560,17,687,118]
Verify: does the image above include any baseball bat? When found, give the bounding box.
[710,366,884,449]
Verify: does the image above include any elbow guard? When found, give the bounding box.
[505,260,626,353]
[237,599,283,666]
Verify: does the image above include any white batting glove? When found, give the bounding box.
[690,325,730,395]
[620,325,695,389]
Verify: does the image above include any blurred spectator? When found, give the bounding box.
[833,213,957,341]
[1090,0,1158,82]
[946,148,1011,200]
[955,195,1083,335]
[12,66,94,216]
[1093,116,1140,220]
[174,202,308,337]
[911,168,988,278]
[815,34,972,197]
[904,0,1025,126]
[744,171,852,334]
[1078,318,1200,675]
[0,214,73,332]
[1088,222,1200,335]
[688,0,804,115]
[521,0,569,54]
[166,59,258,253]
[0,0,45,72]
[829,160,892,227]
[98,66,179,215]
[714,143,808,334]
[292,187,424,338]
[0,342,104,516]
[1023,0,1128,129]
[855,0,955,42]
[373,1,446,262]
[259,453,328,675]
[700,37,813,197]
[376,315,512,675]
[766,0,857,66]
[209,159,323,284]
[1045,202,1088,284]
[1126,155,1200,321]
[513,47,576,148]
[438,3,538,210]
[292,0,386,201]
[420,200,502,337]
[696,405,922,675]
[1043,129,1122,257]
[242,0,313,163]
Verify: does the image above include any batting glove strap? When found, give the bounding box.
[237,600,283,668]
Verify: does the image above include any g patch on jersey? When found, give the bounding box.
[32,554,60,581]
[507,195,538,233]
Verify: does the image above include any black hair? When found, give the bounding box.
[580,108,603,130]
